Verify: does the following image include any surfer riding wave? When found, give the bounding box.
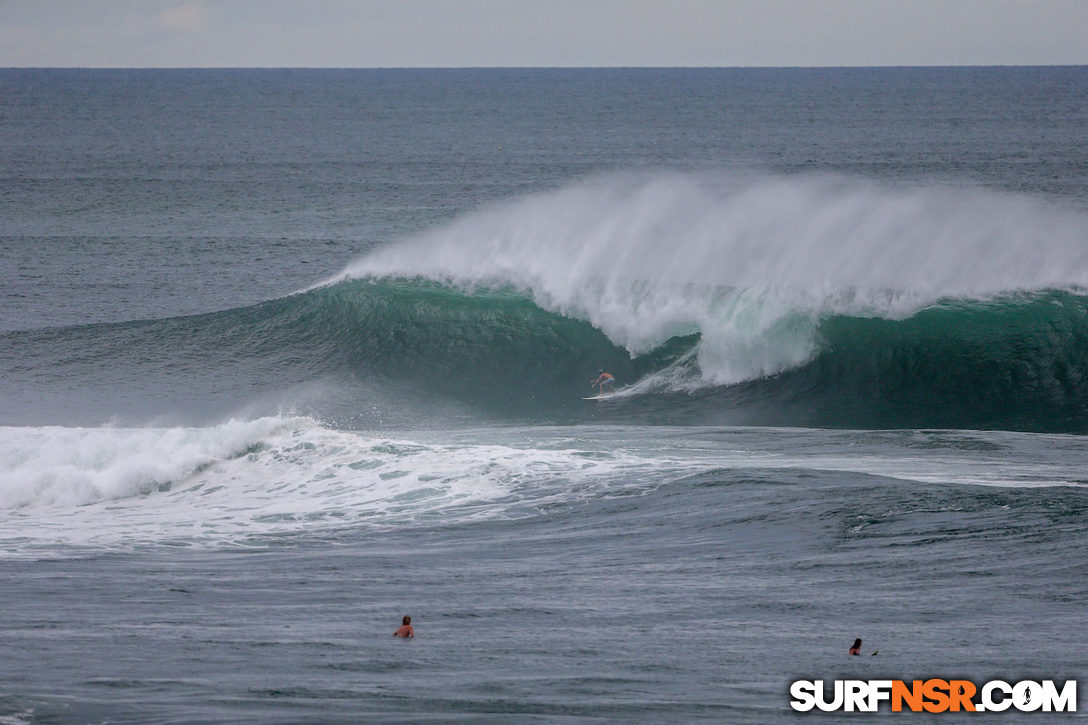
[590,370,616,396]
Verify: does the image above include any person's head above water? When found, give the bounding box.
[394,615,415,638]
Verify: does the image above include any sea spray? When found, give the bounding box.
[334,172,1088,384]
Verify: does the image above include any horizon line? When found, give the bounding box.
[4,63,1087,71]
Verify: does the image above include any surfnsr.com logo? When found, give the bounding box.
[790,679,1077,713]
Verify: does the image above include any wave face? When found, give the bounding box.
[336,173,1088,381]
[6,173,1088,432]
[744,291,1088,430]
[322,172,1088,431]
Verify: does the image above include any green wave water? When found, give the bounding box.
[748,290,1088,431]
[307,280,1088,431]
[9,278,1088,432]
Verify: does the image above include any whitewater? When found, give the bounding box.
[333,172,1088,387]
[6,417,1086,557]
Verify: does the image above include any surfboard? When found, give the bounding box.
[582,393,614,400]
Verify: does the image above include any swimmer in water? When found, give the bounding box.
[393,615,414,638]
[849,638,862,655]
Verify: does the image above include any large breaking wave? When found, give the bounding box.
[320,172,1088,430]
[333,172,1088,383]
[6,172,1088,431]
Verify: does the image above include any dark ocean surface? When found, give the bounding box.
[2,67,1087,722]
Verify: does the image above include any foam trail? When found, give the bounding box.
[334,172,1088,383]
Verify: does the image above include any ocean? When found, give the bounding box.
[2,67,1087,722]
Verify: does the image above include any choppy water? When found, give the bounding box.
[2,67,1087,723]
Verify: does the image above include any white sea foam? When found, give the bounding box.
[0,417,289,508]
[2,419,1084,555]
[332,172,1088,384]
[0,417,696,552]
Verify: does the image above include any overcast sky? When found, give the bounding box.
[2,0,1086,68]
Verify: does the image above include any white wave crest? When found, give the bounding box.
[0,417,291,508]
[334,172,1088,383]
